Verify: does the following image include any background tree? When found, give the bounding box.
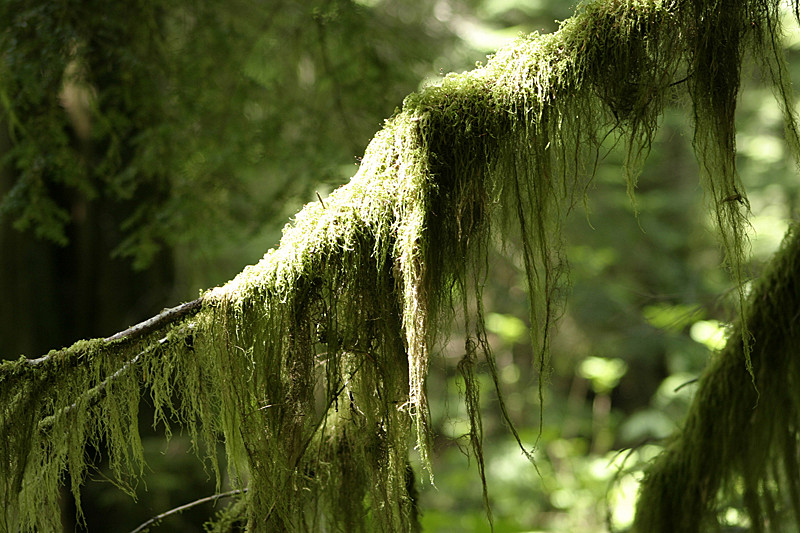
[3,0,800,532]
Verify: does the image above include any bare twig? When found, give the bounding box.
[667,71,694,87]
[24,298,202,366]
[673,377,699,393]
[104,298,202,343]
[128,488,247,533]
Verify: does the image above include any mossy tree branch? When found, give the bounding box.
[633,224,800,532]
[2,0,800,531]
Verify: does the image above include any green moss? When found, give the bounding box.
[633,224,800,532]
[3,0,800,531]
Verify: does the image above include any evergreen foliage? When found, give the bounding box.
[0,0,450,270]
[3,0,800,531]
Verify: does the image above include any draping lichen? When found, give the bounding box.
[633,224,800,533]
[3,1,800,531]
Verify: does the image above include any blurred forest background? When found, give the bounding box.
[2,0,799,531]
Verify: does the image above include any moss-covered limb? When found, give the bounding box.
[191,3,687,525]
[4,0,800,531]
[0,317,204,532]
[633,224,800,532]
[18,298,202,367]
[0,299,204,525]
[36,327,195,433]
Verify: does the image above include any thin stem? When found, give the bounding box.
[128,488,247,533]
[24,298,202,366]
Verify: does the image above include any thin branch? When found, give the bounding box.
[673,377,699,393]
[128,488,247,533]
[104,298,202,343]
[37,328,193,432]
[24,298,202,366]
[667,71,694,87]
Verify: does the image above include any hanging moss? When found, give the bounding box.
[3,0,800,531]
[633,224,800,532]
